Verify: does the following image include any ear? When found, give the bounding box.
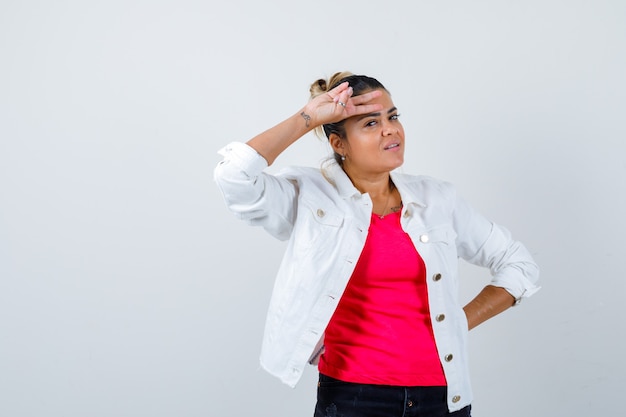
[328,133,345,156]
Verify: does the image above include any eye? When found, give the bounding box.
[390,113,401,121]
[364,119,378,127]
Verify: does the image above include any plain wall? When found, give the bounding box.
[1,1,625,416]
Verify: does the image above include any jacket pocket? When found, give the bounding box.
[412,224,457,246]
[411,224,459,267]
[424,225,456,245]
[292,200,344,255]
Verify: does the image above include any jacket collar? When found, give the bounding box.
[326,161,427,208]
[325,160,361,199]
[391,171,428,208]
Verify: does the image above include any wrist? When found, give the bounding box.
[298,108,314,130]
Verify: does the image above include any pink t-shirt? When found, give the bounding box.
[318,211,447,386]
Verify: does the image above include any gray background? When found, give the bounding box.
[1,1,624,416]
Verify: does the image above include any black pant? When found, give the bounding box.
[314,374,471,417]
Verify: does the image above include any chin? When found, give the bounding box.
[391,157,404,170]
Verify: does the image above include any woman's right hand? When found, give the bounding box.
[246,81,383,166]
[302,81,384,129]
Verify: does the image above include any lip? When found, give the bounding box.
[383,142,401,151]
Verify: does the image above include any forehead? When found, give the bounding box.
[346,90,396,125]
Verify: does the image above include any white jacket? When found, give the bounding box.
[214,141,540,412]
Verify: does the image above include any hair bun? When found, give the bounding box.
[309,78,328,98]
[309,72,354,100]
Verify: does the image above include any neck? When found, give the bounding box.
[344,170,399,218]
[343,169,393,197]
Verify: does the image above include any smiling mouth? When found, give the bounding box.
[384,143,400,150]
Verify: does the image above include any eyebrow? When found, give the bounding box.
[356,107,398,122]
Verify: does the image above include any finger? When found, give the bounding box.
[350,89,383,105]
[333,87,352,110]
[334,87,349,101]
[329,82,349,101]
[350,102,383,116]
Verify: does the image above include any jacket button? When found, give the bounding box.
[445,354,454,362]
[316,209,325,217]
[433,273,442,281]
[436,314,446,322]
[452,395,461,403]
[419,234,429,243]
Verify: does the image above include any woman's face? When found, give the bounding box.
[336,89,405,178]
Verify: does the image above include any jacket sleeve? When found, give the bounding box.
[452,188,540,303]
[213,142,298,241]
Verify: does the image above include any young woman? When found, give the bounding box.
[214,72,539,417]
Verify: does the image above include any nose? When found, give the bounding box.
[382,122,398,136]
